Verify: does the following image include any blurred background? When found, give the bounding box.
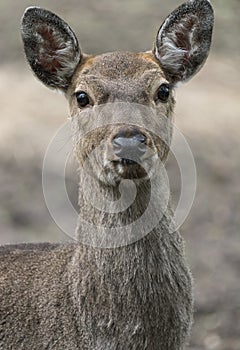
[0,0,239,349]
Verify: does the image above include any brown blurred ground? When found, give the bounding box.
[0,1,240,349]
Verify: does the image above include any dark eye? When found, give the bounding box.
[157,84,170,103]
[76,91,90,107]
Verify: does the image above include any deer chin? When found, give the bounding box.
[112,159,148,180]
[97,153,158,186]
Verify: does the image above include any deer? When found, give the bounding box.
[0,1,214,349]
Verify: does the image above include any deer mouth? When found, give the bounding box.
[115,158,138,166]
[110,156,154,180]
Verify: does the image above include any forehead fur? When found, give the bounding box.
[74,51,162,81]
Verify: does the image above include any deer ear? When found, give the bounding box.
[154,0,214,83]
[21,7,81,91]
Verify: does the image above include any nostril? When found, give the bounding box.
[134,134,147,154]
[112,138,126,155]
[112,139,123,156]
[134,134,147,144]
[112,133,147,160]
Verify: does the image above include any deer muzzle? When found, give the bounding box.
[112,131,147,164]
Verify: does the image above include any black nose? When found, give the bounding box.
[112,131,147,162]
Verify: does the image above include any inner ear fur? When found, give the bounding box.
[21,7,81,90]
[154,0,214,83]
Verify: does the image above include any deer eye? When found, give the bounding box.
[76,91,90,107]
[157,83,170,103]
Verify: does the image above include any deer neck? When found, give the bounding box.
[75,170,170,247]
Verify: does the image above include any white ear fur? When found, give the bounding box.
[154,0,214,83]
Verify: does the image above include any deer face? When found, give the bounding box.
[67,52,175,185]
[21,1,214,185]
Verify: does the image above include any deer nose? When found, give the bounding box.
[112,132,147,161]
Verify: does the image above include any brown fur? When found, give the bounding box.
[0,1,214,349]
